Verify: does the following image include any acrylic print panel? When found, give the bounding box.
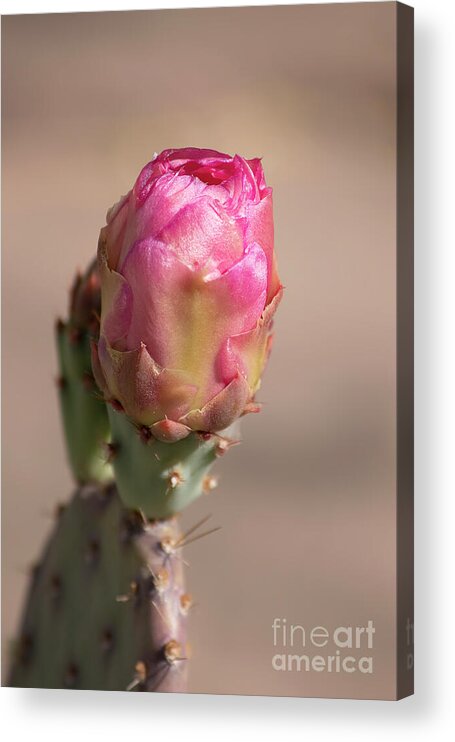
[2,2,413,699]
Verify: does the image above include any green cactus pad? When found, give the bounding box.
[9,484,188,692]
[108,407,237,519]
[56,324,112,484]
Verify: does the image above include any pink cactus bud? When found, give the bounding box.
[94,147,282,439]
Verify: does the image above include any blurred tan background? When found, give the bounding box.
[2,3,398,697]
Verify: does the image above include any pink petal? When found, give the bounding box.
[218,287,283,393]
[246,191,280,302]
[157,197,244,272]
[98,238,133,349]
[102,280,132,349]
[121,238,195,365]
[205,241,267,338]
[102,193,130,270]
[247,158,268,195]
[153,367,198,420]
[180,374,250,433]
[90,340,109,397]
[119,174,210,266]
[97,338,197,425]
[150,419,191,442]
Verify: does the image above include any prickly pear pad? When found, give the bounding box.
[107,407,238,519]
[56,324,112,485]
[9,485,188,692]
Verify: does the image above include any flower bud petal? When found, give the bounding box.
[156,196,243,273]
[90,339,109,397]
[149,419,192,443]
[219,287,283,393]
[98,238,132,349]
[180,373,250,433]
[98,338,197,426]
[246,191,280,302]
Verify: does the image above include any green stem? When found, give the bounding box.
[107,406,228,519]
